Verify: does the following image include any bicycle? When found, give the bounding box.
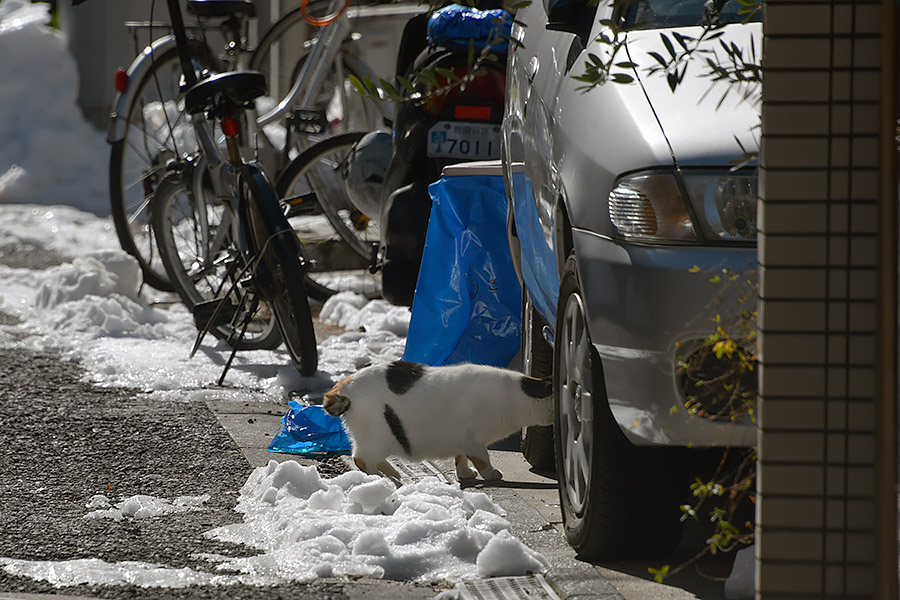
[276,131,382,299]
[137,0,318,378]
[108,0,390,292]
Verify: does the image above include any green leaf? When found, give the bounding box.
[435,67,460,82]
[610,72,634,84]
[647,51,668,68]
[362,76,381,99]
[648,565,670,583]
[672,31,693,50]
[349,74,366,96]
[378,78,399,99]
[666,71,678,91]
[397,75,417,94]
[660,33,676,59]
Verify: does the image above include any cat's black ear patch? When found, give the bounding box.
[323,393,351,416]
[521,375,553,399]
[385,361,426,395]
[383,404,412,455]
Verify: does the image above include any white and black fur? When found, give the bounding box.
[323,361,554,481]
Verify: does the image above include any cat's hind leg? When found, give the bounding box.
[454,455,479,480]
[466,448,503,480]
[376,459,402,480]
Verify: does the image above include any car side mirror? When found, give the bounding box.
[543,0,596,39]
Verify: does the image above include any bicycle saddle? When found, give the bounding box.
[186,0,256,19]
[184,71,268,115]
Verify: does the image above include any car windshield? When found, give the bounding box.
[624,0,760,29]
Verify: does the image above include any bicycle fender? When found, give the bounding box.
[107,35,180,144]
[242,164,287,229]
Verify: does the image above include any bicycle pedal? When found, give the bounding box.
[289,107,328,134]
[285,191,320,217]
[192,298,237,329]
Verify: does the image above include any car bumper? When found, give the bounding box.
[571,227,758,448]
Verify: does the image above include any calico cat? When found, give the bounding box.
[323,360,554,481]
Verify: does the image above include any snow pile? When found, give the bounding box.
[205,460,549,582]
[0,558,236,588]
[0,1,109,214]
[0,217,408,395]
[84,493,210,521]
[320,291,411,336]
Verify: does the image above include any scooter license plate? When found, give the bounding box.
[427,121,501,160]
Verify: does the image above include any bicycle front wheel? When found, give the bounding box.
[276,132,381,300]
[242,164,319,376]
[151,173,282,350]
[109,44,221,291]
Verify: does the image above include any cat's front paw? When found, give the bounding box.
[480,468,503,481]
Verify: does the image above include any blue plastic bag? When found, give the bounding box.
[426,4,513,53]
[268,401,351,456]
[402,172,521,367]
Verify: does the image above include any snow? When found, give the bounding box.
[84,493,211,521]
[0,4,551,592]
[0,1,109,215]
[202,461,549,583]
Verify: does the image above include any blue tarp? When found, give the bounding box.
[402,172,521,367]
[267,401,351,456]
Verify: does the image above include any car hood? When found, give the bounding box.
[624,22,762,166]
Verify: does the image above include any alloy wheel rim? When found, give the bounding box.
[559,292,593,516]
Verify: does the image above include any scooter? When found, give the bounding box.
[376,4,511,306]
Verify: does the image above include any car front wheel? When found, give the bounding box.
[554,254,686,560]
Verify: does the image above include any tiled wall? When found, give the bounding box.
[757,0,886,596]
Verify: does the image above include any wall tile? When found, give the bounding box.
[758,464,824,495]
[755,495,823,528]
[761,169,829,201]
[757,563,823,594]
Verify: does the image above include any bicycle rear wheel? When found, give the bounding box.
[151,173,282,350]
[242,164,319,376]
[276,132,381,300]
[109,44,221,291]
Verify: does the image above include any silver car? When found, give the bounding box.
[501,0,761,559]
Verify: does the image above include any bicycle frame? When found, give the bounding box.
[107,1,369,146]
[255,5,351,128]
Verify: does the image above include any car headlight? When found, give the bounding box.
[608,170,757,243]
[608,172,696,241]
[682,171,758,241]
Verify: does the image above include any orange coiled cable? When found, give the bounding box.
[301,0,350,26]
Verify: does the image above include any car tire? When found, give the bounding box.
[554,254,687,560]
[520,291,556,473]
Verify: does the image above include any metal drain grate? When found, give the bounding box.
[456,574,561,600]
[391,457,450,483]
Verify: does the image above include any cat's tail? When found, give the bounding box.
[323,376,353,416]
